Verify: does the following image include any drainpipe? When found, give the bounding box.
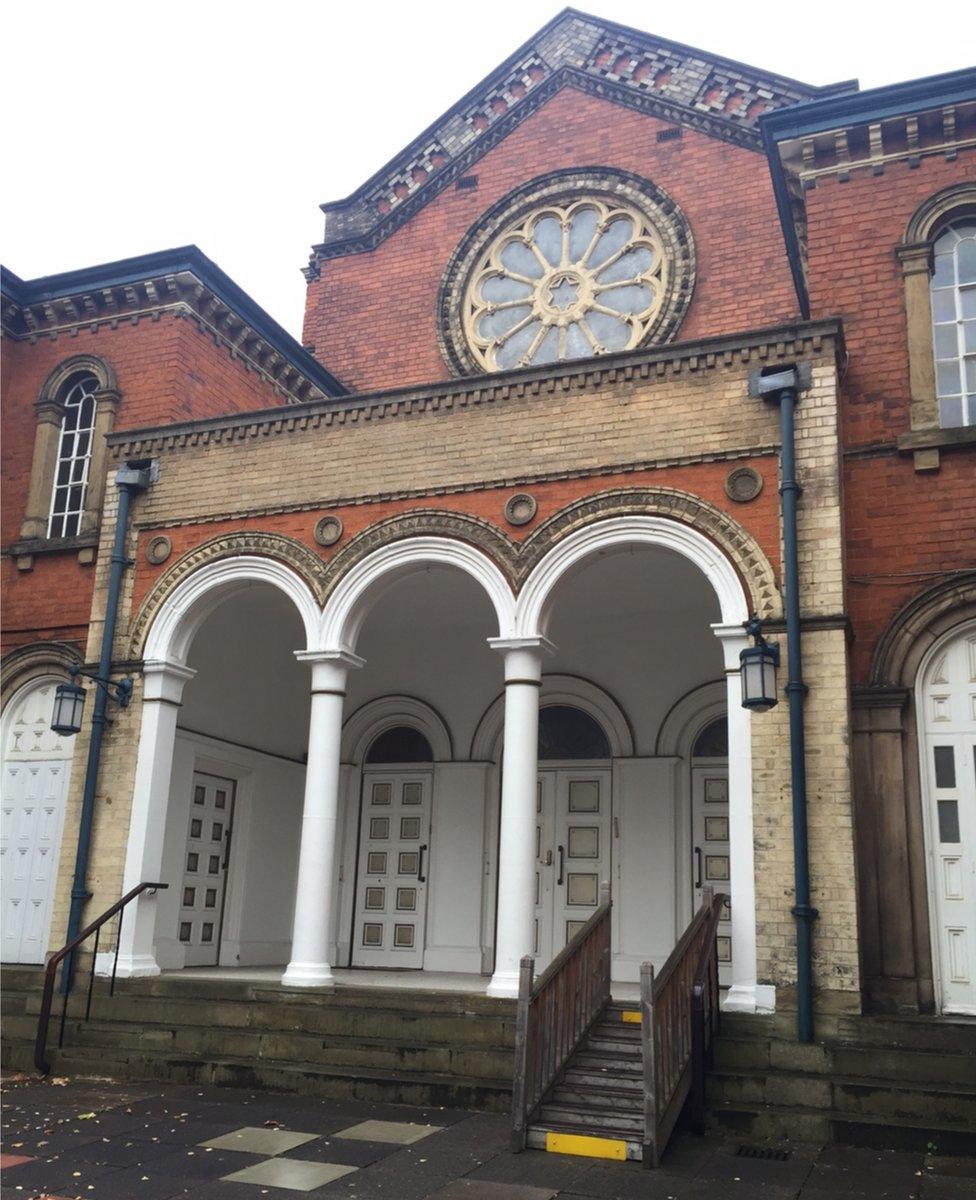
[62,464,153,993]
[749,363,817,1043]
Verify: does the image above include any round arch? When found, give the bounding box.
[37,353,118,409]
[656,679,727,758]
[342,694,453,763]
[870,572,976,689]
[1,641,83,711]
[470,673,633,760]
[515,515,750,640]
[320,535,517,653]
[142,554,322,665]
[903,181,976,244]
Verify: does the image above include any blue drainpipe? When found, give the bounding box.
[61,465,152,994]
[749,363,818,1044]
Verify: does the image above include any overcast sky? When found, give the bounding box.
[4,1,971,339]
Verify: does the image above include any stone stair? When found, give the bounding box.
[708,1009,976,1154]
[526,1002,646,1160]
[0,965,515,1111]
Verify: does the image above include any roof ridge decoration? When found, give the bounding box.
[307,7,845,274]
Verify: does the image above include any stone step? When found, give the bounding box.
[713,1034,976,1086]
[16,991,514,1048]
[14,1042,513,1111]
[537,1101,644,1136]
[708,1067,976,1127]
[44,1017,511,1080]
[720,1011,976,1054]
[709,1100,976,1156]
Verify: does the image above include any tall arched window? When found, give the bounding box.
[931,219,976,429]
[48,372,98,538]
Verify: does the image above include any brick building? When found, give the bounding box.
[2,9,974,1149]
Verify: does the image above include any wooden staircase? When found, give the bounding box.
[511,886,726,1166]
[526,1002,644,1159]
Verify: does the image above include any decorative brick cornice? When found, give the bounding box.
[305,9,830,273]
[1,248,346,402]
[108,317,843,459]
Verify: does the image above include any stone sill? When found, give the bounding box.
[897,424,975,471]
[4,532,100,571]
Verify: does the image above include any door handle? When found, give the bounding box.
[222,828,233,871]
[418,843,427,883]
[543,849,553,867]
[694,846,702,890]
[557,845,565,886]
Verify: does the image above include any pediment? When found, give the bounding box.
[307,8,844,273]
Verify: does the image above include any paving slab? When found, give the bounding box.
[221,1155,359,1189]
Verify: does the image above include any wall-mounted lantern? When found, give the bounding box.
[51,665,134,737]
[739,614,780,712]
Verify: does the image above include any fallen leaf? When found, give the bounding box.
[50,1077,70,1086]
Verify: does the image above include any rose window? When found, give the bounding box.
[463,199,668,372]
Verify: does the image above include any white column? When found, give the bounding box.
[282,650,363,987]
[113,659,196,978]
[486,636,554,998]
[712,623,773,1013]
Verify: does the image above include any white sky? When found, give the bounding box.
[3,0,971,340]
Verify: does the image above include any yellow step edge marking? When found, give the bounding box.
[545,1131,627,1160]
[620,1010,641,1023]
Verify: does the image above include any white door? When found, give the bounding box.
[1,678,75,964]
[921,624,976,1015]
[176,772,235,967]
[352,770,432,968]
[692,763,732,986]
[535,767,611,970]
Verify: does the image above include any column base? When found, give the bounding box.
[722,982,776,1014]
[486,969,520,999]
[281,961,335,988]
[103,952,161,979]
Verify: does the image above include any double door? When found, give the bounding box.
[352,770,432,968]
[534,767,611,970]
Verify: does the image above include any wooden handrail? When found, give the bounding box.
[35,881,168,1075]
[511,881,611,1150]
[640,888,726,1167]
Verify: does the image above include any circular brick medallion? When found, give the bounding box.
[314,515,344,547]
[725,467,764,503]
[504,493,538,527]
[145,535,172,565]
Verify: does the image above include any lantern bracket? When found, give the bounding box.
[744,614,780,667]
[69,663,134,710]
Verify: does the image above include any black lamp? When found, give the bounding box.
[51,680,87,736]
[740,615,780,712]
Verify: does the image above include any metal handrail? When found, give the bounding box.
[35,881,167,1074]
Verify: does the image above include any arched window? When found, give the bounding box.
[692,716,728,758]
[538,705,611,760]
[930,219,976,429]
[366,725,434,763]
[48,372,99,538]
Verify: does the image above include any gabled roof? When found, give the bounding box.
[2,247,347,400]
[306,6,856,273]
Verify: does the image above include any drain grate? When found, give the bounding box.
[736,1144,791,1161]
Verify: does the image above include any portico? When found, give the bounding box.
[110,509,769,1009]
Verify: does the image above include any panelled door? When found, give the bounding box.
[353,770,432,968]
[534,767,611,970]
[921,624,976,1015]
[1,678,74,964]
[691,763,732,986]
[177,773,235,967]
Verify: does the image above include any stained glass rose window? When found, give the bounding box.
[439,170,695,376]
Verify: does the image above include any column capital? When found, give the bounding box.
[142,659,196,703]
[711,621,750,671]
[487,636,557,683]
[295,648,365,693]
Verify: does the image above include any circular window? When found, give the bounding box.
[439,170,695,376]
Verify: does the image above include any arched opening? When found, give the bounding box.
[538,705,612,760]
[117,557,320,979]
[365,726,434,764]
